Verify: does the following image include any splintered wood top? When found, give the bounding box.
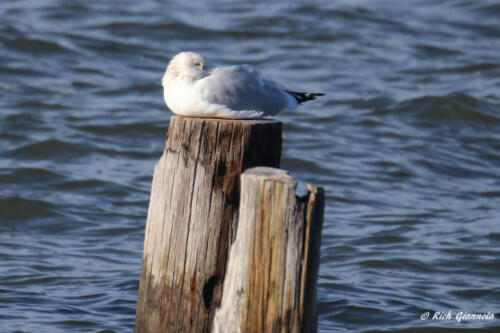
[172,115,281,125]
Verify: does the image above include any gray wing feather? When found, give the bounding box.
[197,65,292,114]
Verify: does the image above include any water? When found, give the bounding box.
[1,0,499,332]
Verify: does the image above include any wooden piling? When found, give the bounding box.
[213,167,324,333]
[135,116,282,332]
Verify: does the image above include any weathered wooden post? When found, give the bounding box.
[213,167,324,332]
[135,116,282,332]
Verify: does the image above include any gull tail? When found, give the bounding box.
[286,90,325,104]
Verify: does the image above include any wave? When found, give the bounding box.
[74,122,165,137]
[4,37,74,55]
[0,167,64,184]
[371,93,500,123]
[475,2,500,16]
[8,139,92,160]
[0,197,60,221]
[404,62,500,75]
[413,43,463,58]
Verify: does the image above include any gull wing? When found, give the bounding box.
[195,65,296,115]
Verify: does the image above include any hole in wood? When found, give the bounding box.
[202,275,219,310]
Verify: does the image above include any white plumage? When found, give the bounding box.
[162,52,323,119]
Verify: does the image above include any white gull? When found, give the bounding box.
[162,51,324,119]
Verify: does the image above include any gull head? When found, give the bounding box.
[163,52,209,85]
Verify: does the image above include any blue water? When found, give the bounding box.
[1,1,499,332]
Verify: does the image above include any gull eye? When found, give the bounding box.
[194,62,203,69]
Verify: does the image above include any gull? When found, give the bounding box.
[162,51,324,119]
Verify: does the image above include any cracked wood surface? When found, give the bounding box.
[213,167,324,333]
[135,116,281,332]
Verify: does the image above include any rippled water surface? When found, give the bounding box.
[1,1,500,332]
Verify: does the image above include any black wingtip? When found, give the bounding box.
[286,90,325,104]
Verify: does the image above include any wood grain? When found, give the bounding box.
[213,167,324,333]
[135,116,282,332]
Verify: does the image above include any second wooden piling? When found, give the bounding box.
[213,167,325,332]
